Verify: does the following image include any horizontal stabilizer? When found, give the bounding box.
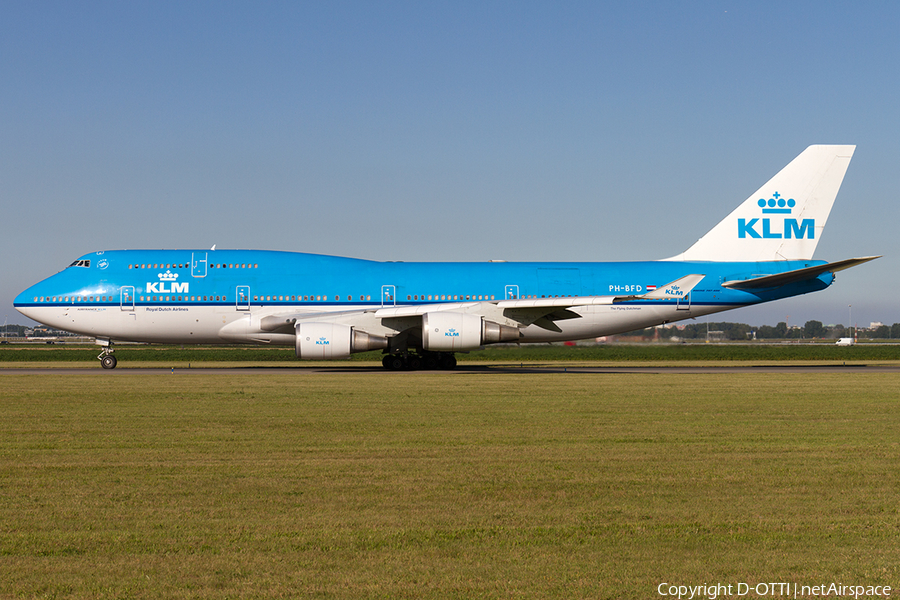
[722,256,880,289]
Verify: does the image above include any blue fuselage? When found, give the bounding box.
[15,249,831,345]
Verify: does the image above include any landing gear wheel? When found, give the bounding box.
[439,354,457,370]
[406,355,423,371]
[422,353,440,370]
[100,355,118,370]
[383,355,406,371]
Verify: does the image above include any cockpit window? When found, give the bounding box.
[68,259,91,268]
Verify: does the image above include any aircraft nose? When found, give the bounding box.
[14,283,43,320]
[14,286,33,306]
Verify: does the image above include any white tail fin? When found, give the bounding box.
[666,145,855,262]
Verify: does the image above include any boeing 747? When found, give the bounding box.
[14,145,878,369]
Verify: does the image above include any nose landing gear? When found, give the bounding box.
[97,341,117,369]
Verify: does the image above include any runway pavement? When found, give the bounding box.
[3,363,899,375]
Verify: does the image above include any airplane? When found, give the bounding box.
[14,145,878,370]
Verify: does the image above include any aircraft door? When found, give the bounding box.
[121,286,135,311]
[191,252,208,277]
[676,292,692,311]
[381,285,395,307]
[236,286,250,311]
[504,285,519,300]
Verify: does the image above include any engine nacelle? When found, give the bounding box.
[295,322,388,360]
[421,312,519,352]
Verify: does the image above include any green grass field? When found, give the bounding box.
[1,342,899,367]
[1,371,898,599]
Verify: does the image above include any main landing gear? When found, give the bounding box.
[97,342,117,369]
[382,352,457,371]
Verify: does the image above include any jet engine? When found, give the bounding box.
[295,322,388,360]
[421,312,519,352]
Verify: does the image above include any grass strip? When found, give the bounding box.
[2,343,899,364]
[1,372,898,598]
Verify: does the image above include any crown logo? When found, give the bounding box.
[158,270,179,281]
[758,191,795,214]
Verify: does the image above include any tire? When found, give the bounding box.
[384,355,405,371]
[422,353,440,370]
[100,355,117,370]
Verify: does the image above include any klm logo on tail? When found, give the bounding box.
[738,192,814,240]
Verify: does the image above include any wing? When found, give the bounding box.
[257,274,705,333]
[491,273,705,331]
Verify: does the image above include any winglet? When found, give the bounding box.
[640,274,705,299]
[612,274,705,303]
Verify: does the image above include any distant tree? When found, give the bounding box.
[681,323,706,340]
[610,320,896,342]
[677,322,752,340]
[722,322,751,340]
[803,320,826,339]
[873,325,891,339]
[756,325,778,339]
[1,324,28,336]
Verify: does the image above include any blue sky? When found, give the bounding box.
[3,1,897,328]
